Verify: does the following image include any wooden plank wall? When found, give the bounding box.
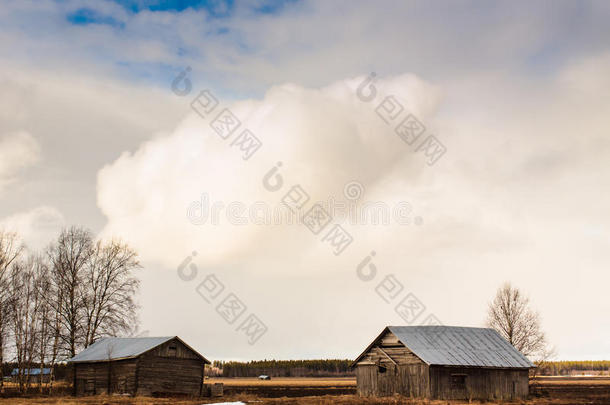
[136,338,205,396]
[429,366,529,400]
[355,330,429,397]
[356,330,424,366]
[356,363,429,397]
[73,359,137,395]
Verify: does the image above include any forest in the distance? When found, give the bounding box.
[211,359,610,378]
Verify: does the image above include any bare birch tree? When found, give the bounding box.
[47,226,93,358]
[0,226,142,394]
[10,255,46,392]
[0,231,24,393]
[35,260,52,393]
[486,282,547,357]
[83,239,140,347]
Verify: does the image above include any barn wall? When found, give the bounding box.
[429,366,529,400]
[73,359,138,396]
[136,338,205,396]
[355,330,429,397]
[356,363,429,397]
[356,329,425,366]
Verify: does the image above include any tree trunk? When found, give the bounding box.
[0,319,3,394]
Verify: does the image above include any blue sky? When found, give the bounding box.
[68,0,296,23]
[49,0,609,97]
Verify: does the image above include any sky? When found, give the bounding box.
[1,0,609,362]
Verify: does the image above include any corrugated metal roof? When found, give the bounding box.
[388,326,534,368]
[11,368,51,376]
[67,336,175,363]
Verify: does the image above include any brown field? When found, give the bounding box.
[0,377,608,405]
[207,377,356,386]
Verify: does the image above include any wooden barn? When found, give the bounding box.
[67,336,210,396]
[352,326,534,400]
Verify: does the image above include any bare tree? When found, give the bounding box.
[44,272,64,391]
[10,254,46,393]
[83,239,140,347]
[0,226,142,395]
[35,260,53,393]
[531,345,557,380]
[0,230,24,393]
[486,282,547,357]
[47,227,93,358]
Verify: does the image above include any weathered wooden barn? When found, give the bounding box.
[67,336,210,396]
[352,326,534,400]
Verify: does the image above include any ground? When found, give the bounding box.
[0,377,608,404]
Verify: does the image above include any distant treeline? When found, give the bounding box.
[212,359,610,378]
[214,359,355,377]
[537,361,610,376]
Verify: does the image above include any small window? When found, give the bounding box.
[168,345,177,356]
[451,374,467,389]
[378,365,387,373]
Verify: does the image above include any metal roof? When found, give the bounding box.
[387,326,534,368]
[11,368,51,376]
[67,336,210,364]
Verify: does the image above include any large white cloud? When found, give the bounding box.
[96,61,610,360]
[97,73,440,269]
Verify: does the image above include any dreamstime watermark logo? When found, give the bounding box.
[171,67,263,161]
[356,72,447,166]
[171,69,437,331]
[186,182,422,227]
[344,181,365,201]
[176,251,268,345]
[356,251,442,327]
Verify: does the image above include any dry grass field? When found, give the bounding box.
[207,377,356,386]
[0,377,608,405]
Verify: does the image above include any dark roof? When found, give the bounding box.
[11,368,51,376]
[353,326,535,369]
[67,336,210,364]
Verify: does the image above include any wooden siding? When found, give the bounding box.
[73,359,137,395]
[356,363,429,397]
[136,338,205,396]
[356,330,429,397]
[143,337,201,360]
[429,366,529,400]
[356,330,424,366]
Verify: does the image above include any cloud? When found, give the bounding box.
[97,73,440,269]
[3,0,610,96]
[0,63,186,230]
[0,206,65,251]
[97,57,610,360]
[0,131,40,190]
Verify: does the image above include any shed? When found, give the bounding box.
[10,368,51,383]
[352,326,534,400]
[67,336,210,396]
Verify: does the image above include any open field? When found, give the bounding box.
[0,377,608,404]
[206,377,356,386]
